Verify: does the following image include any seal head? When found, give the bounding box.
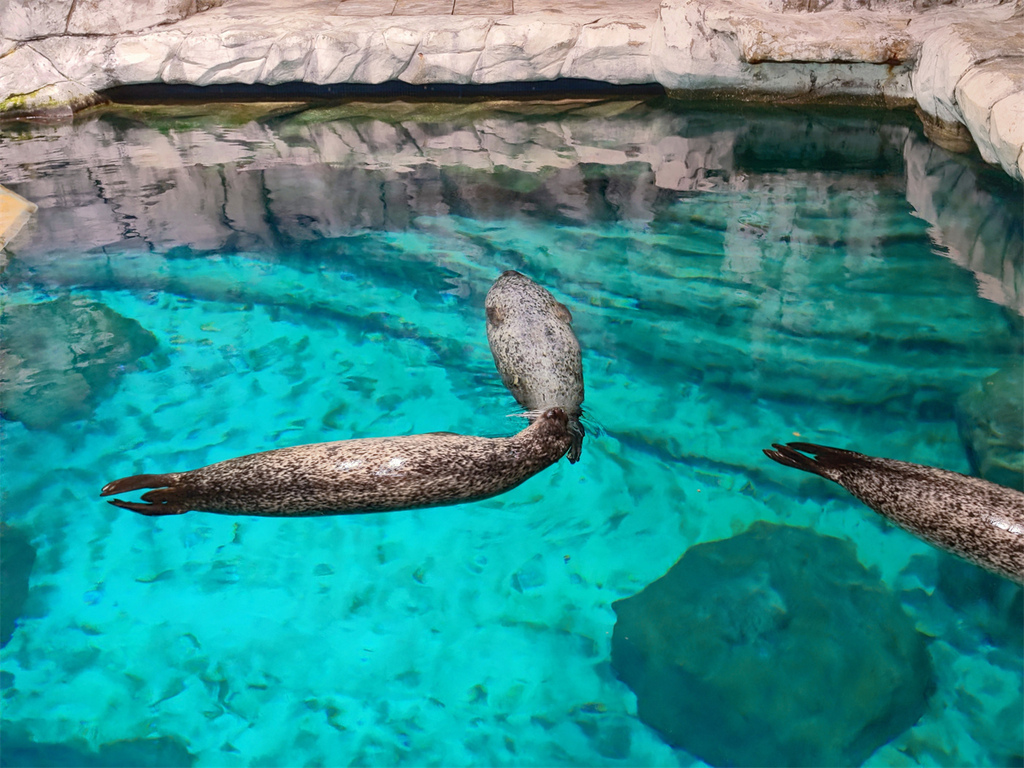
[486,270,585,462]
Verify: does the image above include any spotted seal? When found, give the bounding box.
[764,442,1024,583]
[485,270,585,463]
[101,408,572,516]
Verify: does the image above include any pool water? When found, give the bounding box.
[1,99,1022,767]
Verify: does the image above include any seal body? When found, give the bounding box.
[102,408,572,517]
[485,270,585,463]
[764,442,1024,583]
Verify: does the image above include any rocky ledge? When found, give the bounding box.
[0,0,1021,181]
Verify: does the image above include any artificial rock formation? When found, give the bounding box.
[0,523,36,648]
[0,296,159,430]
[0,0,1020,180]
[611,522,934,767]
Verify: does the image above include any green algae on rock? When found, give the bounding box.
[611,521,934,767]
[0,296,158,430]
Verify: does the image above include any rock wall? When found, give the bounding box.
[0,0,1020,180]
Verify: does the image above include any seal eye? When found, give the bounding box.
[486,305,504,325]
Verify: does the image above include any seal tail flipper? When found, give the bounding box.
[107,498,187,516]
[763,442,867,481]
[101,473,178,497]
[101,473,190,516]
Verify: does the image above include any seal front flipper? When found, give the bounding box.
[101,473,190,516]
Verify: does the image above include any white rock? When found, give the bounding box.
[30,36,115,91]
[352,25,420,83]
[67,0,198,35]
[0,45,63,96]
[473,17,579,83]
[954,60,1024,168]
[702,2,913,64]
[304,27,378,84]
[989,93,1024,183]
[109,32,184,84]
[561,20,655,84]
[399,19,492,84]
[913,20,1024,127]
[0,0,74,40]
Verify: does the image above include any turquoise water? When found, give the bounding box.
[1,100,1022,767]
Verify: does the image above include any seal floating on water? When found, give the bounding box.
[485,270,585,463]
[764,442,1024,584]
[102,408,572,517]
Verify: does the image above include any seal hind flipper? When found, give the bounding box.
[100,473,177,497]
[107,498,188,516]
[101,473,191,516]
[764,442,869,481]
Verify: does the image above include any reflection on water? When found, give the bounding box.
[1,100,1021,768]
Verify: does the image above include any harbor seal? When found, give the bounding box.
[101,408,572,517]
[764,442,1024,584]
[485,271,585,463]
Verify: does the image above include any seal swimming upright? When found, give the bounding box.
[764,442,1024,584]
[101,408,572,517]
[485,270,585,463]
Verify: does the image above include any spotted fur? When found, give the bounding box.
[101,408,572,517]
[764,442,1024,584]
[485,271,585,463]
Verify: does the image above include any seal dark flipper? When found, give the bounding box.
[101,473,190,516]
[101,473,178,497]
[107,498,188,516]
[567,421,585,464]
[763,443,866,480]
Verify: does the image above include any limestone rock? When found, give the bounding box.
[702,1,914,64]
[0,297,159,430]
[474,17,578,83]
[0,44,104,119]
[913,20,1024,127]
[560,20,655,84]
[989,92,1024,183]
[611,522,934,767]
[0,523,36,648]
[957,363,1024,492]
[954,60,1024,169]
[0,0,75,41]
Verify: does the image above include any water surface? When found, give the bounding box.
[1,99,1022,767]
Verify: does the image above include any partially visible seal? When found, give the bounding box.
[101,408,572,517]
[764,442,1024,584]
[485,270,585,463]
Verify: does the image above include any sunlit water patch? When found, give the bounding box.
[1,100,1021,767]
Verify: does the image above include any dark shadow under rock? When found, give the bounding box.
[957,362,1024,491]
[611,521,934,767]
[0,522,37,648]
[0,729,194,768]
[0,296,158,430]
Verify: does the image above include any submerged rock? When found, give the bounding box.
[0,522,36,648]
[0,296,158,430]
[611,522,934,767]
[957,363,1024,491]
[0,729,195,768]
